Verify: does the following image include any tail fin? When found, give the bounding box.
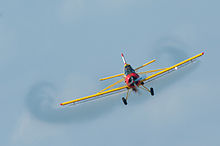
[121,53,127,65]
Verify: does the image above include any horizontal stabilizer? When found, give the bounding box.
[135,59,156,71]
[99,73,124,81]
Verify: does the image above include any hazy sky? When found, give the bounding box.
[0,0,220,146]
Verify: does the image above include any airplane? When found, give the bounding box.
[60,52,204,106]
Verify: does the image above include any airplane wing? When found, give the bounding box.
[141,52,204,83]
[60,85,128,106]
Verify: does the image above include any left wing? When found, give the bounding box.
[60,85,128,106]
[142,52,204,83]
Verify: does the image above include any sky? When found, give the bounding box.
[0,0,220,146]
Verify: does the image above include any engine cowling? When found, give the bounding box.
[125,73,140,88]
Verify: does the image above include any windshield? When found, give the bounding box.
[124,65,135,75]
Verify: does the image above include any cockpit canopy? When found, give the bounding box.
[124,64,135,75]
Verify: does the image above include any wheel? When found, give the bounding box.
[122,97,127,105]
[150,87,154,96]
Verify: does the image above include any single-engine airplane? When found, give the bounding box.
[60,52,204,106]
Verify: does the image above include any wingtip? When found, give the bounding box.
[60,103,63,106]
[202,52,204,55]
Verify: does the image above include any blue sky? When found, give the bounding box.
[0,0,220,146]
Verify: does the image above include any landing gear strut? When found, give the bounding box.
[122,89,130,105]
[141,85,155,96]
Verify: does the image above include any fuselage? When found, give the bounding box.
[124,64,141,90]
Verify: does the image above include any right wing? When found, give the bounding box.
[142,52,204,83]
[60,85,128,106]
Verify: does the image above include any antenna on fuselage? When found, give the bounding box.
[121,53,127,65]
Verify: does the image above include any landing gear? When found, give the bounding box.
[122,89,130,105]
[141,85,155,96]
[122,97,127,105]
[150,87,154,96]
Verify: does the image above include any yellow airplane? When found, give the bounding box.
[60,52,204,106]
